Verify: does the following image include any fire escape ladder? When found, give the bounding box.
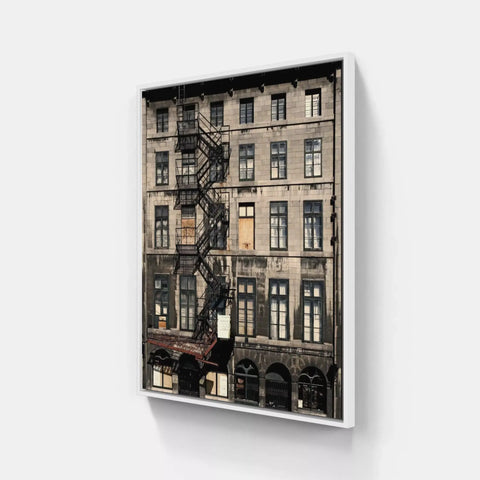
[173,108,232,343]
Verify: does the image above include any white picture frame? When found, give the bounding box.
[136,53,355,428]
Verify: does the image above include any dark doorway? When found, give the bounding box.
[178,355,200,397]
[265,363,291,411]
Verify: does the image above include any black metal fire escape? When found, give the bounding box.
[173,94,232,345]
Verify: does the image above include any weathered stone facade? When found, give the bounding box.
[142,61,343,419]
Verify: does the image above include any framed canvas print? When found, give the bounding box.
[137,53,355,427]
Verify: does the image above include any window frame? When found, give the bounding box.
[209,205,227,250]
[305,88,321,118]
[210,101,224,127]
[304,138,322,178]
[153,275,169,329]
[205,370,229,398]
[269,279,289,341]
[154,205,169,249]
[155,151,169,186]
[239,97,254,124]
[270,141,287,180]
[239,144,255,181]
[271,93,286,121]
[156,107,169,133]
[270,201,288,251]
[302,280,325,343]
[238,203,255,250]
[180,275,196,331]
[152,365,173,389]
[237,277,256,338]
[234,360,259,405]
[303,200,323,251]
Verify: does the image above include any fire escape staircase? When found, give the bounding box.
[147,104,232,366]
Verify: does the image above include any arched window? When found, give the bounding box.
[235,360,259,404]
[151,349,173,390]
[265,363,291,411]
[178,355,200,397]
[298,367,327,413]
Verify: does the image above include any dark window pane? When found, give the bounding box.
[156,108,168,132]
[240,98,254,124]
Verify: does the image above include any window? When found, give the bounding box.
[155,151,169,185]
[265,364,291,411]
[210,206,227,250]
[270,141,287,179]
[180,152,196,186]
[151,350,173,390]
[303,281,324,342]
[155,206,168,249]
[237,278,255,337]
[239,144,254,180]
[181,205,196,245]
[156,108,168,132]
[235,360,259,404]
[180,275,196,331]
[305,89,321,117]
[298,367,327,413]
[304,201,323,250]
[210,101,224,127]
[304,138,322,177]
[270,279,289,340]
[239,203,254,250]
[239,98,254,124]
[206,276,227,319]
[182,104,196,129]
[270,202,287,250]
[154,275,169,329]
[271,93,286,120]
[206,371,228,398]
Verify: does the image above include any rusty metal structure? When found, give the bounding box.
[147,86,233,366]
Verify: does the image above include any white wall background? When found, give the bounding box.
[1,1,479,478]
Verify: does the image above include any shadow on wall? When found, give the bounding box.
[145,63,384,479]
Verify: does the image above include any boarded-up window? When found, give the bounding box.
[206,371,228,397]
[237,278,255,337]
[239,203,254,250]
[303,280,324,342]
[305,89,321,117]
[181,206,196,245]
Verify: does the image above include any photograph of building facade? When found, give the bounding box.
[141,60,344,419]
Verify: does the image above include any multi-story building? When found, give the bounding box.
[141,60,343,419]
